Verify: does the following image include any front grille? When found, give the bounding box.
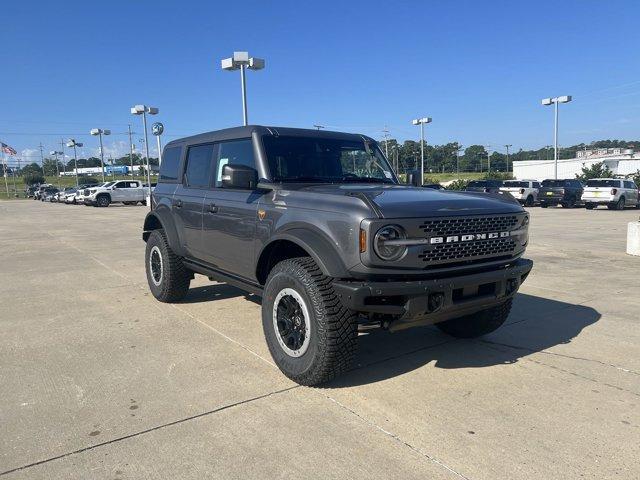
[419,215,519,237]
[418,215,520,267]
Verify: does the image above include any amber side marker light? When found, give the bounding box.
[359,229,367,253]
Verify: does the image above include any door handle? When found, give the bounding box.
[207,203,218,213]
[174,199,183,208]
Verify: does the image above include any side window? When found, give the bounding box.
[159,146,182,183]
[624,180,635,189]
[215,139,255,187]
[533,182,540,188]
[184,144,214,188]
[115,181,127,188]
[127,181,138,188]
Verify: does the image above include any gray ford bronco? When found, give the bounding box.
[143,126,532,385]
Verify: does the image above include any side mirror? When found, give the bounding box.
[222,164,258,190]
[406,170,420,187]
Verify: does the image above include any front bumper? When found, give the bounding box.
[333,258,533,331]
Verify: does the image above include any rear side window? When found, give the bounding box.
[467,181,486,187]
[184,144,214,188]
[533,182,541,188]
[159,146,182,183]
[215,139,256,187]
[587,179,618,187]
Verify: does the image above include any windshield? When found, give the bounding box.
[262,136,396,183]
[586,179,618,187]
[503,181,528,188]
[542,180,565,187]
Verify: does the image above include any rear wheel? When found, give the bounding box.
[525,195,534,207]
[262,257,358,386]
[540,202,548,208]
[436,299,512,338]
[145,229,191,302]
[585,203,594,210]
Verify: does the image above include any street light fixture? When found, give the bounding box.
[221,51,265,126]
[541,95,572,179]
[90,128,111,182]
[411,117,432,186]
[66,139,83,187]
[130,104,158,205]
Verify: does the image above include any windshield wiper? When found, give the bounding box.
[340,176,393,184]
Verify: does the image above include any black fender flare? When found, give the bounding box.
[259,228,350,279]
[142,208,185,257]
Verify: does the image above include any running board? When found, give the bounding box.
[182,259,264,297]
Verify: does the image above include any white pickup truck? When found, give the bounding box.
[499,179,540,206]
[583,178,639,210]
[82,180,146,207]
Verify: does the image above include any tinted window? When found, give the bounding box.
[216,139,255,187]
[160,146,182,183]
[542,180,564,187]
[503,181,528,188]
[184,144,214,188]
[623,181,635,189]
[467,181,486,187]
[115,181,127,188]
[533,182,541,188]
[587,179,618,187]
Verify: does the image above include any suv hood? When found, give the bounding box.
[291,184,524,218]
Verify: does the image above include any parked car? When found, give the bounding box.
[142,125,532,385]
[499,180,540,206]
[83,180,146,207]
[42,188,59,202]
[26,186,38,198]
[538,179,583,208]
[423,183,445,190]
[582,178,640,210]
[34,184,53,200]
[465,179,503,193]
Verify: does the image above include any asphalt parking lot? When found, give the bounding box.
[1,200,639,479]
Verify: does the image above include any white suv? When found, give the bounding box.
[583,178,639,210]
[499,179,540,207]
[83,180,146,207]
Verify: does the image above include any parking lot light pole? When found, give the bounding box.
[90,129,111,182]
[411,117,432,186]
[66,139,83,187]
[541,96,572,179]
[131,105,158,207]
[221,52,265,126]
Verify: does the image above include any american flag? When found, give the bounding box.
[1,142,17,155]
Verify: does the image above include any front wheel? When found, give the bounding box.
[145,229,191,302]
[262,257,358,386]
[96,195,110,207]
[435,299,512,338]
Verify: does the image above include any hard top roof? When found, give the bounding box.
[165,125,376,147]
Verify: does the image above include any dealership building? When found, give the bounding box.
[512,148,640,180]
[60,164,158,176]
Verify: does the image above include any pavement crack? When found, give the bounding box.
[316,392,472,480]
[0,386,299,477]
[479,339,640,376]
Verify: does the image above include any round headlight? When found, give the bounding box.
[374,225,407,261]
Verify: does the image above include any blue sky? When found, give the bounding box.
[1,0,640,164]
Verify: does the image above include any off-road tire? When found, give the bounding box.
[435,299,512,339]
[96,195,110,207]
[145,229,191,302]
[262,257,358,386]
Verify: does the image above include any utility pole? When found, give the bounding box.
[313,124,325,130]
[38,143,45,177]
[504,144,512,173]
[382,126,390,158]
[60,138,66,178]
[1,150,8,196]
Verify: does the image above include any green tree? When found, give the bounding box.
[576,162,614,181]
[24,173,45,185]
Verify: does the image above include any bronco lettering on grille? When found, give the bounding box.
[429,231,510,244]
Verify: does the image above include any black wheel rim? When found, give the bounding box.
[273,288,310,357]
[149,246,163,286]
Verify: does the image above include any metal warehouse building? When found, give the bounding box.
[512,148,640,180]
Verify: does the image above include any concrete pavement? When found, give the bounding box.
[0,200,638,479]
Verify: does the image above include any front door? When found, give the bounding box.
[201,138,261,280]
[173,143,215,258]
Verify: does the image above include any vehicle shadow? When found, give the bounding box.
[179,283,261,305]
[326,293,600,388]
